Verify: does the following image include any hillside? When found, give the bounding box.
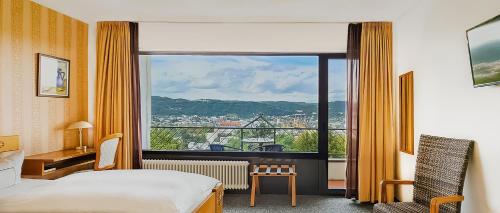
[152,96,345,118]
[470,40,500,65]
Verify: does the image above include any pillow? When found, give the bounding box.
[0,150,24,187]
[0,161,16,189]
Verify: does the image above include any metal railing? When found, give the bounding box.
[149,126,346,158]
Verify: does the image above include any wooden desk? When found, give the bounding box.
[22,149,96,180]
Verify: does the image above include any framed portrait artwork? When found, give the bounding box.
[37,53,70,98]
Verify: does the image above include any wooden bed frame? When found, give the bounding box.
[193,182,224,213]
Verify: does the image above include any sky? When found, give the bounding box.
[468,16,500,48]
[143,55,346,103]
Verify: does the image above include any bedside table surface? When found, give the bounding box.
[25,148,96,163]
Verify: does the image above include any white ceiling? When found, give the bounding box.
[33,0,420,23]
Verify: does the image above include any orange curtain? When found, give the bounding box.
[95,22,133,169]
[129,22,143,169]
[358,22,396,203]
[345,23,362,199]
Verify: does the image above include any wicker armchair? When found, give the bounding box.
[374,135,474,213]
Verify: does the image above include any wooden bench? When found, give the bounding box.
[250,164,297,207]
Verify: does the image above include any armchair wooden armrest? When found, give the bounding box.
[379,180,415,203]
[430,195,464,213]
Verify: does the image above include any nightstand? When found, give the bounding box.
[22,148,96,179]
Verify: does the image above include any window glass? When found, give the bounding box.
[141,55,319,153]
[327,58,347,159]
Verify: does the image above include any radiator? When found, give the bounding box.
[143,160,249,190]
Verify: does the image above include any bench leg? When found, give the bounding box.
[255,176,260,194]
[250,176,256,207]
[288,176,291,195]
[291,175,296,207]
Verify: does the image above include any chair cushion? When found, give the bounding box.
[373,202,429,213]
[98,138,119,169]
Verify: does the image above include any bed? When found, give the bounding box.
[0,136,224,213]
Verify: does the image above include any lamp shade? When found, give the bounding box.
[67,121,93,129]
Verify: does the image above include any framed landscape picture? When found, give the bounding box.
[37,53,70,97]
[467,14,500,87]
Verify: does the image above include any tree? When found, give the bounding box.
[328,131,346,158]
[150,128,187,150]
[291,130,346,158]
[245,123,273,138]
[292,130,318,152]
[276,133,295,151]
[178,127,211,143]
[226,135,247,151]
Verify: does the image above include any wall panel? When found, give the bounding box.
[140,22,347,53]
[0,0,88,156]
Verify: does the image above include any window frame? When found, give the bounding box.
[140,52,346,160]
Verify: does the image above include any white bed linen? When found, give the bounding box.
[0,170,219,213]
[0,178,51,198]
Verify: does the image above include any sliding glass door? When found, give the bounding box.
[327,57,347,190]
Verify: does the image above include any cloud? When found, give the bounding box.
[151,79,190,93]
[144,55,344,103]
[467,17,500,48]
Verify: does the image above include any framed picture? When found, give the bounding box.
[466,14,500,87]
[399,71,414,155]
[37,53,70,98]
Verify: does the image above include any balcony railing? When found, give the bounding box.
[149,126,346,158]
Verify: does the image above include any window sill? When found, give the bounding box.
[142,150,322,159]
[328,158,346,162]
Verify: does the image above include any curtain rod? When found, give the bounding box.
[137,20,356,24]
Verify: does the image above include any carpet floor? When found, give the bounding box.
[224,194,373,213]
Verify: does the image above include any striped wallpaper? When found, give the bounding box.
[0,0,88,156]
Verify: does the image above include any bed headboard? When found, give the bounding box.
[0,135,19,153]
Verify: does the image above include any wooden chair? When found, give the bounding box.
[374,135,474,213]
[250,164,296,207]
[94,133,123,171]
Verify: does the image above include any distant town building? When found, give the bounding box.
[217,119,241,127]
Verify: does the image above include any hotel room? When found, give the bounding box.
[0,0,499,212]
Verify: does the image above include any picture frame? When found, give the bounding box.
[37,53,70,98]
[399,71,414,155]
[466,14,500,87]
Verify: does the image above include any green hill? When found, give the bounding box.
[470,40,500,65]
[152,96,345,118]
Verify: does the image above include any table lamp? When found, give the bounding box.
[67,121,93,150]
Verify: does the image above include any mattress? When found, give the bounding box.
[0,170,219,213]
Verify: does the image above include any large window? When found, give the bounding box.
[327,57,348,190]
[141,54,346,155]
[328,58,347,159]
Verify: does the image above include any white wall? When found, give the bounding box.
[140,23,347,53]
[328,161,347,180]
[395,0,500,212]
